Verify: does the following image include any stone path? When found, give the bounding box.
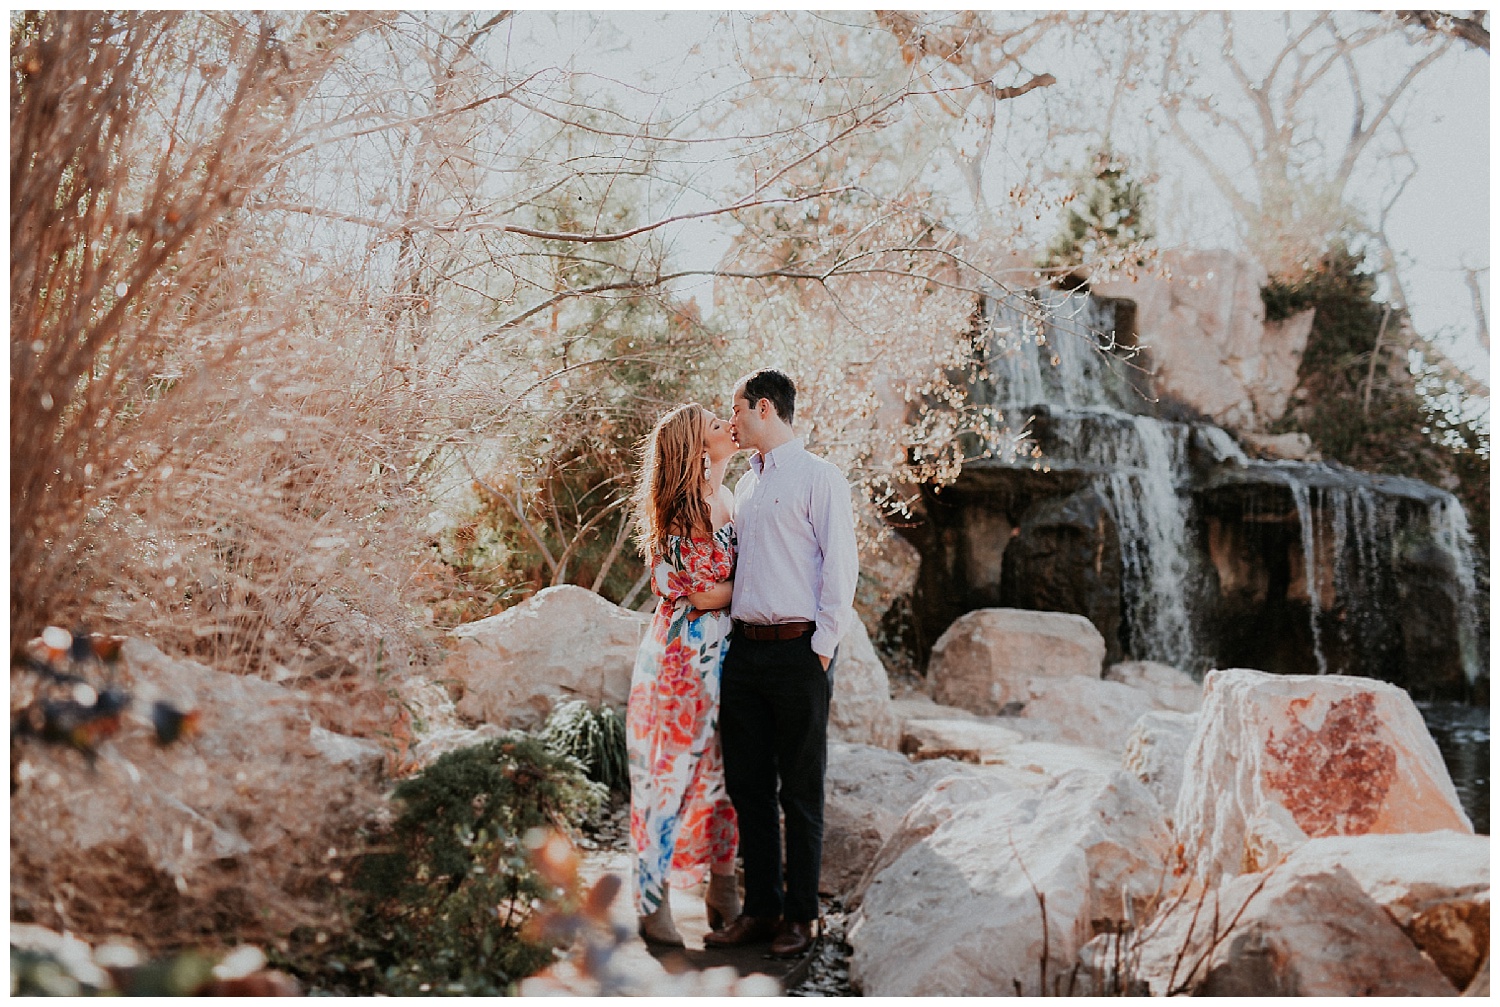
[574,850,817,994]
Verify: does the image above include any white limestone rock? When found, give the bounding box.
[850,770,1171,996]
[1132,863,1458,995]
[1282,831,1490,991]
[1104,660,1202,712]
[1018,675,1158,754]
[445,585,649,730]
[849,769,1044,909]
[1242,430,1321,461]
[1091,250,1312,433]
[990,739,1119,780]
[1121,710,1198,825]
[829,617,899,750]
[408,724,507,770]
[899,718,1024,763]
[1173,668,1472,884]
[821,742,994,899]
[927,608,1106,715]
[890,692,982,723]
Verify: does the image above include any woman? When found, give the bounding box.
[625,402,742,946]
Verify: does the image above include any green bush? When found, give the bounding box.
[353,736,604,995]
[538,700,629,795]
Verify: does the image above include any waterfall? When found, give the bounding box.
[1199,426,1249,466]
[1103,417,1198,669]
[983,287,1204,669]
[983,287,1136,411]
[1429,497,1482,682]
[1285,477,1329,675]
[1324,484,1394,674]
[934,284,1483,695]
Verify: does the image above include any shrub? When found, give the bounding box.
[353,736,604,995]
[538,700,629,795]
[1264,244,1489,551]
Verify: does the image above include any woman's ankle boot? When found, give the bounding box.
[704,871,742,932]
[637,896,684,947]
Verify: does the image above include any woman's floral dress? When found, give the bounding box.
[626,524,739,914]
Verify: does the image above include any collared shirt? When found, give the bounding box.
[730,438,859,658]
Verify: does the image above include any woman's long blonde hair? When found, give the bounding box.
[633,402,712,560]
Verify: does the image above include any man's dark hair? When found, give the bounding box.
[736,368,796,423]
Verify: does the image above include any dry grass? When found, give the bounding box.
[11,13,449,695]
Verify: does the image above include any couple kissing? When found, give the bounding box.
[625,368,858,959]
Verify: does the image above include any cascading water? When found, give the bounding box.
[982,287,1203,669]
[965,285,1482,688]
[1327,484,1387,666]
[1284,477,1329,675]
[1429,496,1482,682]
[1111,417,1198,668]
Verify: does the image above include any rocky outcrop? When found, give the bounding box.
[1104,660,1201,712]
[899,718,1024,763]
[829,618,899,749]
[1131,864,1458,995]
[821,743,998,899]
[1241,430,1320,461]
[849,770,1042,909]
[1174,668,1472,883]
[1281,831,1490,991]
[853,504,921,632]
[445,585,649,729]
[849,770,1170,996]
[1016,675,1157,754]
[10,638,386,943]
[926,608,1106,715]
[993,740,1119,780]
[1092,250,1309,433]
[1121,710,1197,825]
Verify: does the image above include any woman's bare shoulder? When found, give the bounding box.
[715,484,737,522]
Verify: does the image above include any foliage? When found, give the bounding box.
[1043,147,1156,274]
[1264,245,1489,548]
[352,736,604,995]
[8,11,448,689]
[538,700,629,795]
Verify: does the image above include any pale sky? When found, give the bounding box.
[497,10,1488,383]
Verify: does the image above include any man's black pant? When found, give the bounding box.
[719,630,831,924]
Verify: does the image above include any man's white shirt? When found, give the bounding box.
[730,438,859,659]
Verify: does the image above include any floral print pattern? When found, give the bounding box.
[626,523,739,913]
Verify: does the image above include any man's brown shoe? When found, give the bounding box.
[768,919,816,958]
[702,914,779,948]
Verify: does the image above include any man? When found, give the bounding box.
[704,368,859,958]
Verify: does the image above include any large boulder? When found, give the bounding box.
[822,743,1011,900]
[849,770,1171,996]
[850,769,1044,909]
[899,718,1024,763]
[1091,249,1311,433]
[10,639,385,944]
[927,608,1106,715]
[1281,832,1490,991]
[1017,675,1157,754]
[829,618,899,749]
[1104,660,1201,712]
[1131,864,1458,995]
[1121,710,1197,827]
[1174,668,1471,882]
[446,585,650,729]
[992,740,1119,780]
[853,507,921,631]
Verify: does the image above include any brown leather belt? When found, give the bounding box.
[734,620,816,641]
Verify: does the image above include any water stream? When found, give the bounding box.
[975,286,1484,688]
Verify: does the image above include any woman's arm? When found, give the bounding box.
[685,580,733,613]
